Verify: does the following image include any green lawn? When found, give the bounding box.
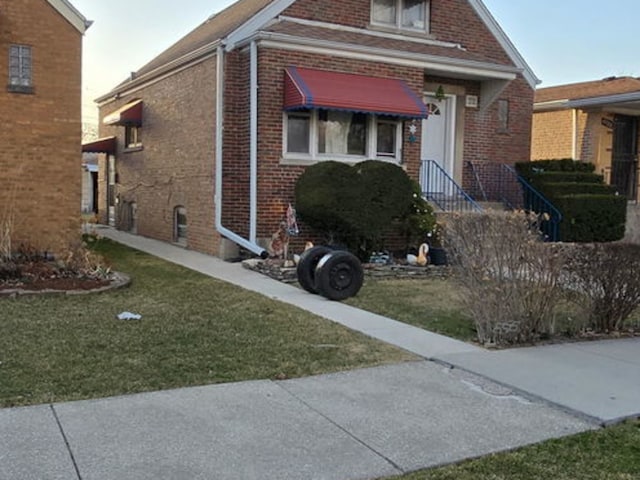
[346,277,477,341]
[347,276,640,343]
[381,420,640,480]
[0,238,413,408]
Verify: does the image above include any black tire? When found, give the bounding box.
[296,246,333,294]
[314,251,364,301]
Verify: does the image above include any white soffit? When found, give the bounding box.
[467,0,539,88]
[46,0,92,34]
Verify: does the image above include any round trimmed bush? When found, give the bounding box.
[295,160,416,259]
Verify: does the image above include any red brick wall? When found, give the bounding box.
[283,0,370,27]
[430,0,511,64]
[221,50,251,236]
[284,0,513,66]
[98,0,534,256]
[251,47,425,240]
[98,58,220,255]
[462,78,534,165]
[0,0,83,253]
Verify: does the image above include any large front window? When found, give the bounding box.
[284,109,402,163]
[372,0,429,32]
[318,111,367,156]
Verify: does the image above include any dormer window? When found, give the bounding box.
[371,0,429,32]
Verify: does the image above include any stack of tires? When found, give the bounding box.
[296,246,364,301]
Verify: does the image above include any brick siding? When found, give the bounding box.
[98,58,220,255]
[98,0,534,256]
[0,0,83,254]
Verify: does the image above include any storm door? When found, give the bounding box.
[611,115,638,199]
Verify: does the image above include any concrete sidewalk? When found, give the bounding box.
[1,227,637,479]
[2,363,593,480]
[95,227,640,425]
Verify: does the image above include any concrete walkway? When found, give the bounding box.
[2,227,638,480]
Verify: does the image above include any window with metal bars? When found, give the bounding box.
[8,44,33,93]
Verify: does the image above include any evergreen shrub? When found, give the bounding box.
[295,160,423,259]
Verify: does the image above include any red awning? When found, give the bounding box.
[104,99,143,126]
[284,66,428,118]
[82,136,116,154]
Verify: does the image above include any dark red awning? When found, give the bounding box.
[82,136,116,154]
[284,66,428,118]
[103,99,143,126]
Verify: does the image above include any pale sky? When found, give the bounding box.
[72,0,640,125]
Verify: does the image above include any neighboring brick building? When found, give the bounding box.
[532,76,640,201]
[88,0,537,258]
[0,0,90,253]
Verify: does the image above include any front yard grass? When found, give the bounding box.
[0,239,414,408]
[381,420,640,480]
[347,277,640,344]
[346,277,476,341]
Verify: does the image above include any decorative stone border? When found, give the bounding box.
[242,259,450,284]
[0,272,131,297]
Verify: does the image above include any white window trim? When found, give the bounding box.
[283,110,403,165]
[370,0,430,34]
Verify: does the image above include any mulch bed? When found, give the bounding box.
[0,260,127,296]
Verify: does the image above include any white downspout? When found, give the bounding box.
[249,40,258,243]
[215,45,267,258]
[572,108,578,160]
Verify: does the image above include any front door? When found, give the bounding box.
[611,115,638,199]
[421,95,456,193]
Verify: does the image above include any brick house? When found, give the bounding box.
[0,0,90,254]
[88,0,537,258]
[532,76,640,202]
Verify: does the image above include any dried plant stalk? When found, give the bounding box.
[444,211,566,346]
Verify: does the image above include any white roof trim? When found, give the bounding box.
[277,16,464,50]
[467,0,539,88]
[225,0,297,50]
[225,0,537,86]
[567,91,640,109]
[533,99,569,112]
[46,0,92,34]
[257,34,519,81]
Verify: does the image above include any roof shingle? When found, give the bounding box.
[121,0,273,82]
[535,76,640,104]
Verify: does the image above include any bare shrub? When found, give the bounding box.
[444,211,566,346]
[59,240,112,279]
[0,196,15,263]
[564,243,640,332]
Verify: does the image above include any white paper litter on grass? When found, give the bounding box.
[117,311,142,321]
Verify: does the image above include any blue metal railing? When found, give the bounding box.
[420,160,482,212]
[502,165,563,242]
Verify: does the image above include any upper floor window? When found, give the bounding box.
[371,0,429,32]
[8,44,33,93]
